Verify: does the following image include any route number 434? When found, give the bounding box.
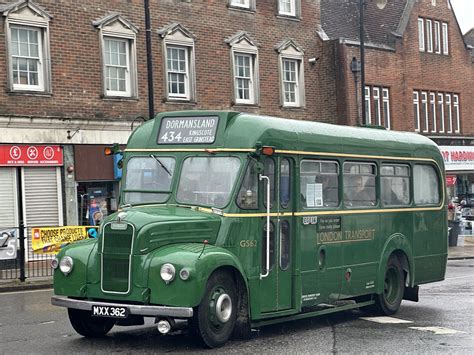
[160,131,182,143]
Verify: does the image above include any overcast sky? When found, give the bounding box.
[450,0,474,34]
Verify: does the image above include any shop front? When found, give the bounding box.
[439,145,474,203]
[74,145,122,226]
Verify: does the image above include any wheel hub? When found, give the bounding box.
[215,293,232,323]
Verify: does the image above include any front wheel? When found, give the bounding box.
[373,255,405,315]
[68,308,115,337]
[193,271,237,348]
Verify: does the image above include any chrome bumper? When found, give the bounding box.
[51,296,193,318]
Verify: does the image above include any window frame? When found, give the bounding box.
[94,14,139,99]
[442,22,449,55]
[413,91,420,132]
[437,93,445,133]
[413,164,440,206]
[430,92,437,132]
[418,18,425,52]
[364,86,372,124]
[278,0,300,18]
[102,36,133,97]
[434,21,441,54]
[426,19,433,53]
[300,159,340,209]
[382,88,391,130]
[380,163,411,207]
[166,45,191,100]
[229,0,254,10]
[343,161,377,208]
[446,94,452,133]
[4,4,52,94]
[277,40,305,108]
[227,32,260,106]
[453,94,460,133]
[158,23,197,102]
[421,91,429,133]
[373,87,381,126]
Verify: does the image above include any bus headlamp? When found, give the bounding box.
[59,256,74,276]
[160,263,176,283]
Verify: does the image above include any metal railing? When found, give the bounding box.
[0,226,53,281]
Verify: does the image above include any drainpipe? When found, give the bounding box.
[144,0,155,120]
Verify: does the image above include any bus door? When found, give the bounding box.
[259,157,294,313]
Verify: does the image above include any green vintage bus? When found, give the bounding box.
[52,111,447,348]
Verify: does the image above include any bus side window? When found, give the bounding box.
[300,160,339,208]
[280,220,290,271]
[381,164,410,206]
[264,158,275,208]
[280,159,291,208]
[414,164,440,205]
[237,160,258,209]
[343,162,376,207]
[262,221,275,272]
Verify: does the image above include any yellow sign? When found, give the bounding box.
[31,226,98,254]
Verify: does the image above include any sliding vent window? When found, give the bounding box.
[343,162,376,207]
[381,164,410,206]
[300,160,339,208]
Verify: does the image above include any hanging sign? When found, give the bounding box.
[439,146,474,171]
[31,226,98,254]
[0,145,63,166]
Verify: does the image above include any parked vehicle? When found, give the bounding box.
[51,111,448,348]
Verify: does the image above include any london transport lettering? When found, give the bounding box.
[157,116,219,144]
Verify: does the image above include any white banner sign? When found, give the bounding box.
[439,146,474,171]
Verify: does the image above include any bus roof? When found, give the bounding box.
[126,111,443,163]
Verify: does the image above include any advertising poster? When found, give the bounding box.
[31,226,98,254]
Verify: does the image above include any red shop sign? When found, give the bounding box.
[0,145,63,166]
[446,175,457,186]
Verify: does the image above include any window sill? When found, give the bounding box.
[228,6,256,14]
[276,15,301,22]
[102,95,139,102]
[232,102,260,108]
[7,90,52,97]
[164,98,197,105]
[281,105,305,111]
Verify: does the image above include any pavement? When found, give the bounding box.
[1,237,473,293]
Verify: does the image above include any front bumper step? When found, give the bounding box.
[51,295,193,318]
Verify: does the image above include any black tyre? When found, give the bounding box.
[68,308,115,337]
[373,255,405,315]
[194,271,237,348]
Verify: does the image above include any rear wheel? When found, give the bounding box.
[68,308,115,337]
[194,271,237,348]
[373,255,405,315]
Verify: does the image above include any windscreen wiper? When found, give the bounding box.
[150,154,172,176]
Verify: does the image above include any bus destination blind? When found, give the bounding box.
[157,116,219,144]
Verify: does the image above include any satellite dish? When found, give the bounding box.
[376,0,388,10]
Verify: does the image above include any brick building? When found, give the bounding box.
[321,0,473,201]
[0,0,472,244]
[0,0,335,242]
